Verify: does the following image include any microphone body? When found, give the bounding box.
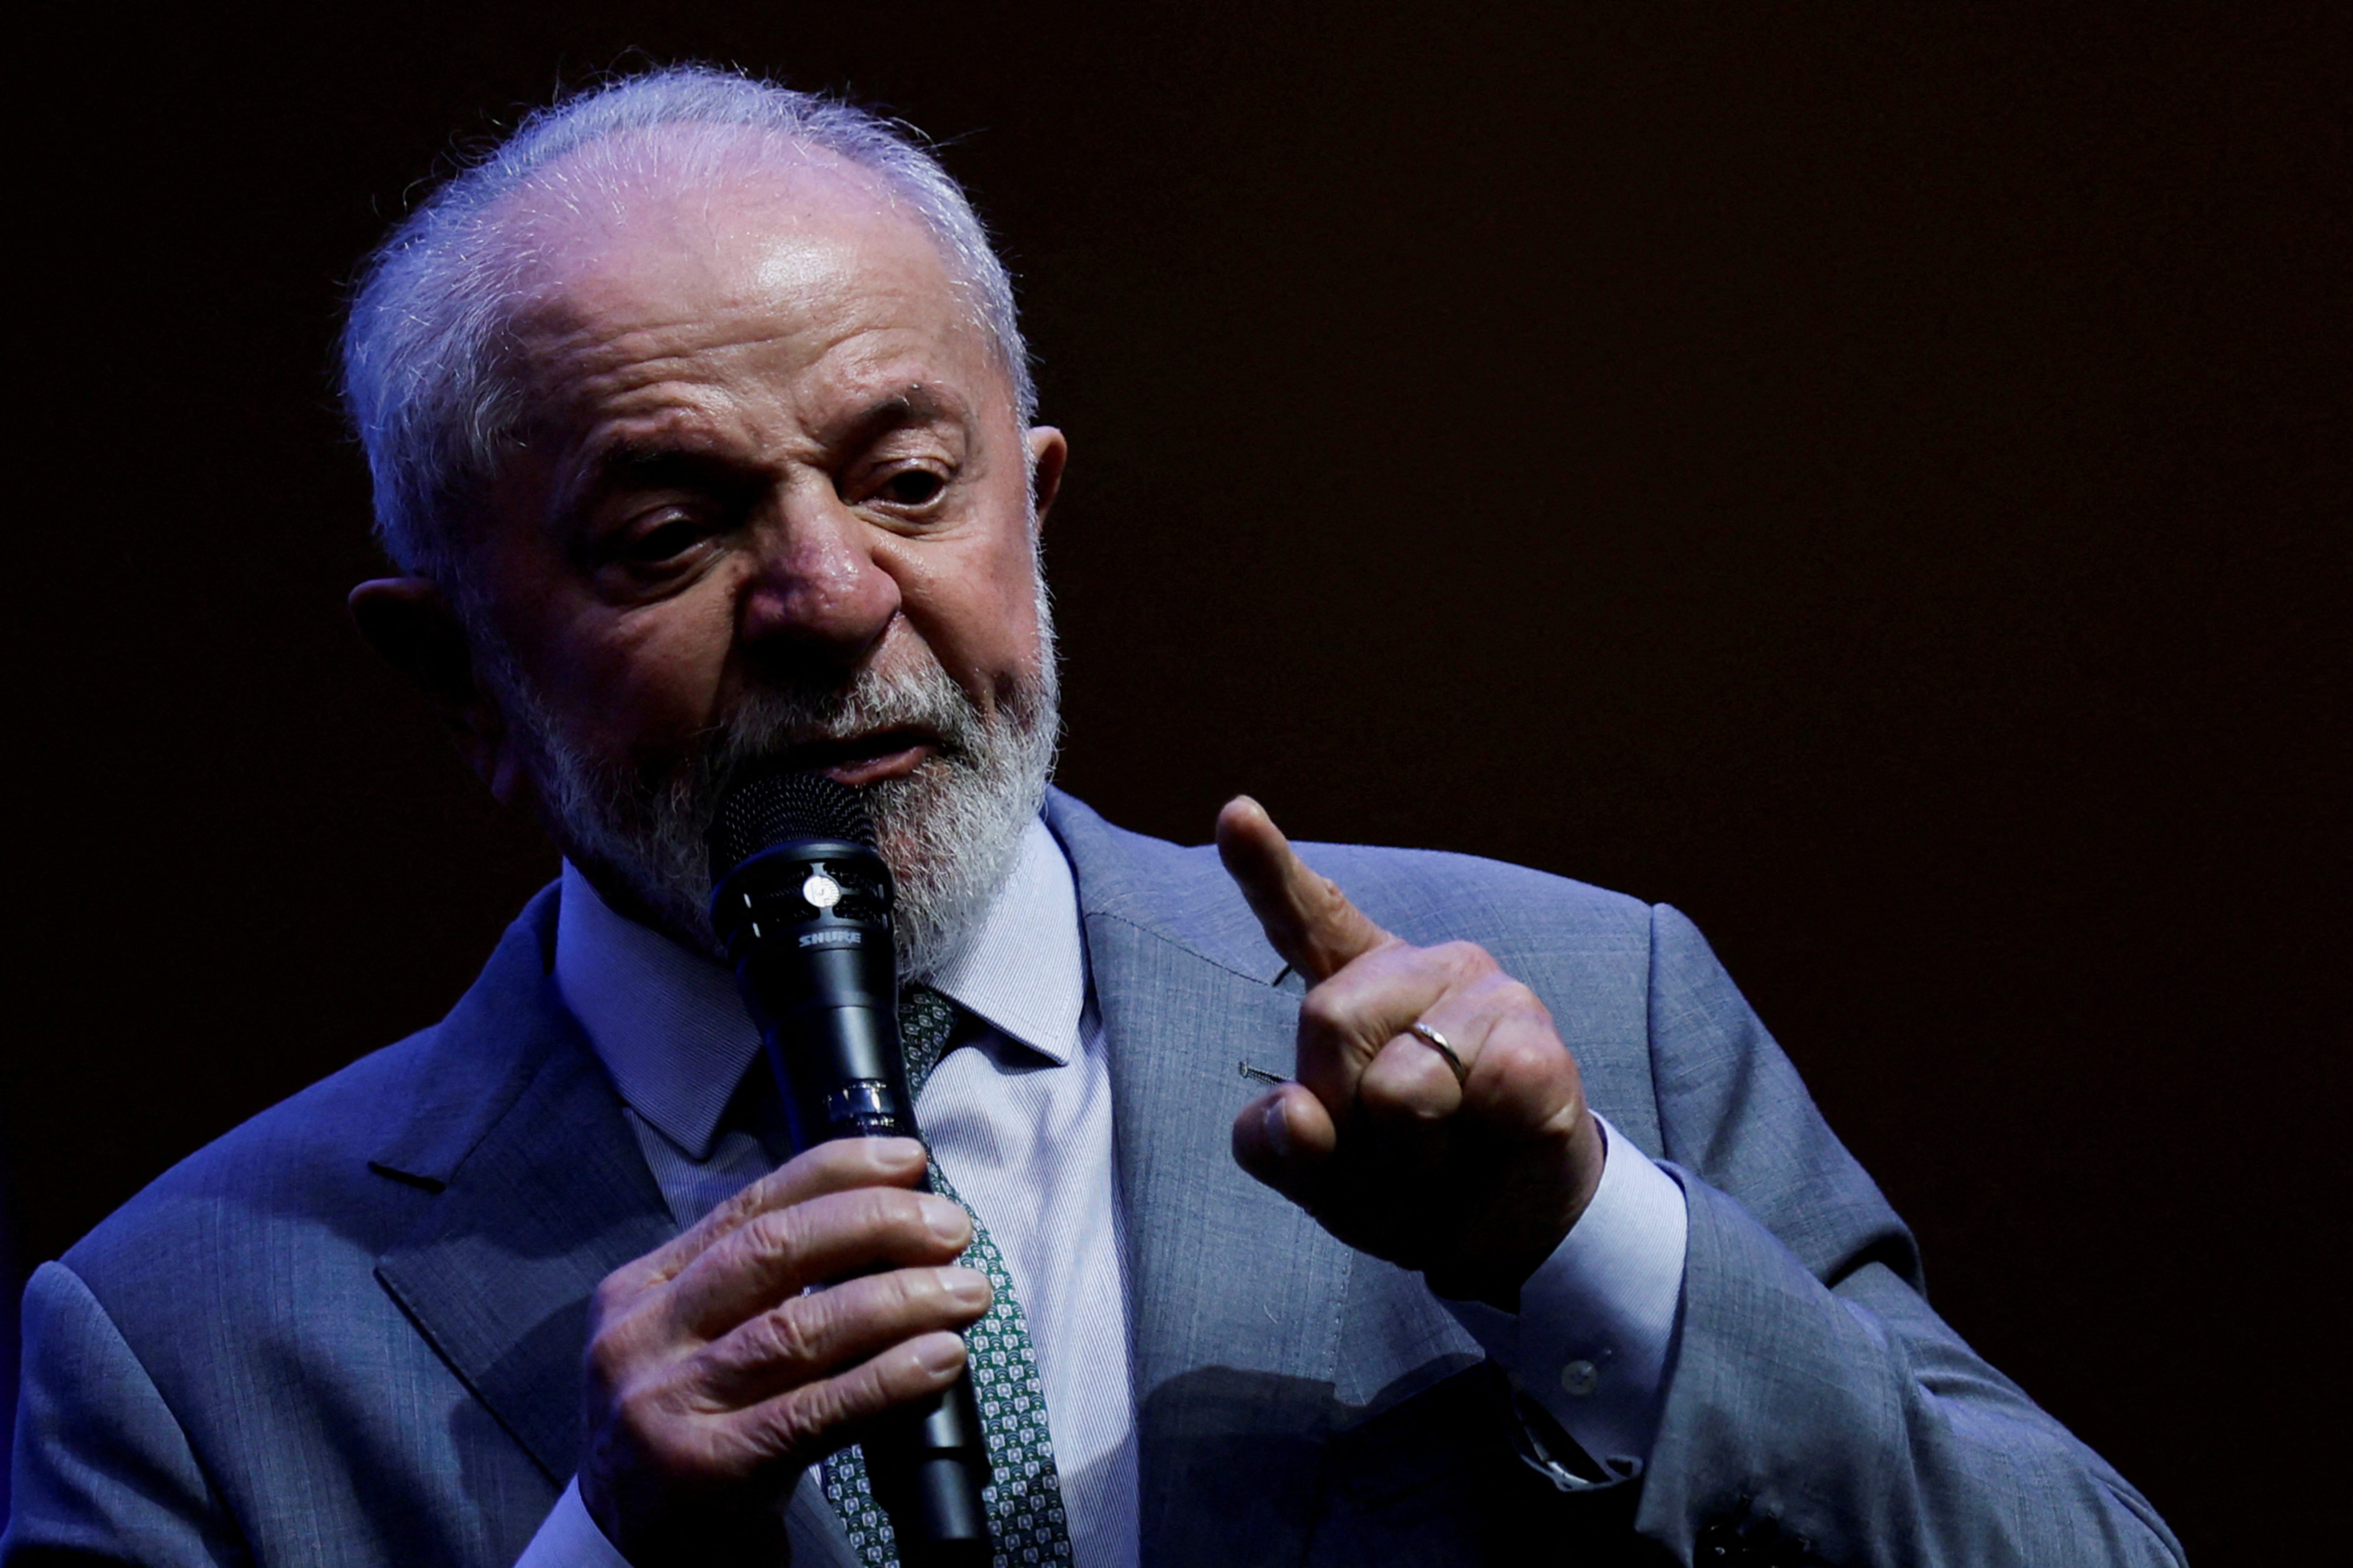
[709,775,993,1565]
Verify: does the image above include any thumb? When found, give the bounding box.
[1216,796,1394,983]
[1231,1083,1338,1205]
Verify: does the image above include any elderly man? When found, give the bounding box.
[7,67,2179,1568]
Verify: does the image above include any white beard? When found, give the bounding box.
[481,587,1060,979]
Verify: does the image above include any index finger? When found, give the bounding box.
[642,1136,931,1286]
[1216,796,1396,983]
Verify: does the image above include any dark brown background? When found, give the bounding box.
[6,3,2345,1560]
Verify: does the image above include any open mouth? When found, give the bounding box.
[771,728,941,789]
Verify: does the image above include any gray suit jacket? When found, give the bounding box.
[8,792,2181,1565]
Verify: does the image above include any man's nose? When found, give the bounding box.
[736,489,902,674]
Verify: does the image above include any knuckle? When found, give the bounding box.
[742,1205,809,1265]
[598,1376,686,1464]
[588,1271,636,1323]
[1298,988,1350,1033]
[709,1176,774,1230]
[1491,975,1549,1021]
[749,1300,824,1369]
[1301,991,1383,1053]
[583,1298,668,1385]
[1482,1029,1561,1083]
[759,1388,835,1461]
[1436,940,1498,979]
[1495,976,1539,1009]
[585,1327,632,1387]
[796,1359,883,1436]
[864,1185,925,1237]
[877,1268,929,1316]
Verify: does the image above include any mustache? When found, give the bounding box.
[672,656,989,815]
[486,574,1058,968]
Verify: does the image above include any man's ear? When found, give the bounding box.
[348,577,531,806]
[1026,426,1069,530]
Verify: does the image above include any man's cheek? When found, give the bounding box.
[582,614,732,730]
[910,583,1030,679]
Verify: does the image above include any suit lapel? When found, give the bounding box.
[368,889,863,1567]
[1049,794,1356,1562]
[370,892,675,1483]
[1084,912,1349,1397]
[374,1037,671,1483]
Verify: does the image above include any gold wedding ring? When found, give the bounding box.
[1407,1020,1469,1087]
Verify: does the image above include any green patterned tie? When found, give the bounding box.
[822,987,1076,1567]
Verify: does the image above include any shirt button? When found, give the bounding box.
[1559,1359,1599,1397]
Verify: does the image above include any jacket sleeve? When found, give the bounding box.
[1633,903,2182,1566]
[4,1261,244,1567]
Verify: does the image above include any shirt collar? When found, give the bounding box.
[554,816,1083,1160]
[927,816,1085,1069]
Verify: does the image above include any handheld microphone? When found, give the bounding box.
[708,766,993,1564]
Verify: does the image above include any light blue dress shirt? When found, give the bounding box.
[518,817,1687,1565]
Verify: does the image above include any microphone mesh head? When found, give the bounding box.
[708,767,877,878]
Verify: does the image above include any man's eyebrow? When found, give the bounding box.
[561,387,968,509]
[579,443,748,495]
[551,443,755,531]
[825,386,964,451]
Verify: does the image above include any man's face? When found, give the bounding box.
[451,152,1065,964]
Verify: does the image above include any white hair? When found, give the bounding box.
[339,64,1036,580]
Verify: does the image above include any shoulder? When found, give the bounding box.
[1046,788,1657,977]
[63,886,569,1309]
[1294,839,1651,951]
[63,1027,452,1302]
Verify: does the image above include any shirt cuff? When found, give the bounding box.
[513,1476,633,1568]
[1438,1112,1689,1468]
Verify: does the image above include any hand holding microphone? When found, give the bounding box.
[573,769,994,1566]
[576,1138,985,1565]
[706,767,996,1560]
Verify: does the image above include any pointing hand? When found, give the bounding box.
[1217,796,1607,1308]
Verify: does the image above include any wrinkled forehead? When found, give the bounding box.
[488,126,975,354]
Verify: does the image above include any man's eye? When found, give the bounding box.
[622,517,708,564]
[876,469,947,507]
